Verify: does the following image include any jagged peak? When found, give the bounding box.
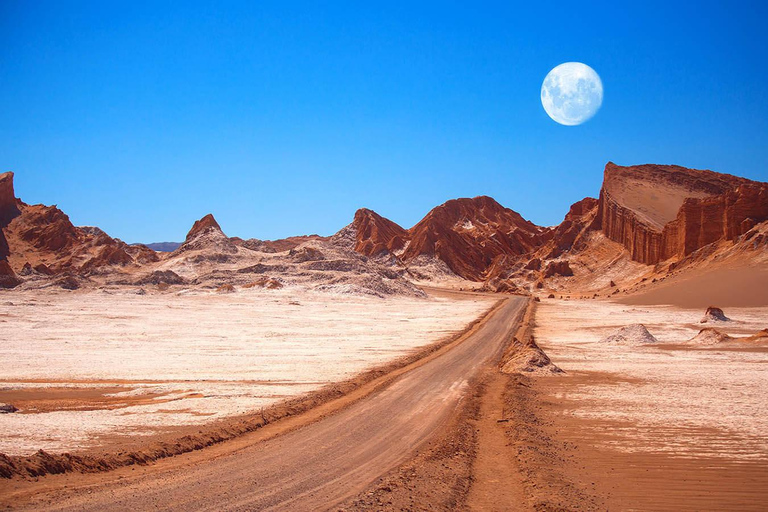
[185,214,223,241]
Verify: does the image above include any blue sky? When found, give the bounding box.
[2,1,767,243]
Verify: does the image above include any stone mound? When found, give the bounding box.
[501,336,563,374]
[687,328,733,345]
[700,306,730,323]
[0,404,18,414]
[601,324,658,345]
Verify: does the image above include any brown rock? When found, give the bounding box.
[177,214,237,254]
[349,208,408,257]
[185,214,221,241]
[402,196,548,281]
[0,172,20,226]
[541,197,599,259]
[55,275,80,290]
[544,260,573,278]
[595,162,768,264]
[244,277,284,290]
[700,306,730,323]
[524,258,542,271]
[0,260,21,288]
[0,403,18,414]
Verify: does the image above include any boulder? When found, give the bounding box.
[700,306,730,323]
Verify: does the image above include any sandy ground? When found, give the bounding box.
[0,288,495,456]
[0,297,525,511]
[532,298,768,509]
[620,263,768,307]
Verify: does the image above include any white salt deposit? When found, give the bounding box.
[0,287,495,455]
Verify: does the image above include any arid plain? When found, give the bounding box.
[1,162,767,510]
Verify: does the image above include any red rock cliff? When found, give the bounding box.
[0,172,20,226]
[595,162,768,264]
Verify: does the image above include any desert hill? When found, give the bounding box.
[339,196,550,281]
[341,162,767,298]
[0,171,157,287]
[1,163,765,301]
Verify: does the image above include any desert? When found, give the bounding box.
[1,156,767,511]
[2,4,768,511]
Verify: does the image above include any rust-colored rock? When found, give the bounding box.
[177,214,237,255]
[595,162,768,264]
[401,196,549,281]
[350,208,408,257]
[0,260,21,288]
[544,260,573,278]
[185,214,221,241]
[0,173,154,275]
[540,197,599,259]
[0,172,20,226]
[701,306,730,323]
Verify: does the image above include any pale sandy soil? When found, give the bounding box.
[534,298,768,460]
[0,288,495,455]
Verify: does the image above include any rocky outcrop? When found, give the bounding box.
[600,324,658,345]
[0,260,21,288]
[539,197,599,260]
[349,208,408,257]
[595,163,768,264]
[177,214,237,254]
[401,196,549,281]
[700,306,729,323]
[688,328,733,345]
[336,196,551,281]
[0,172,20,226]
[186,214,222,240]
[544,260,573,277]
[0,173,158,276]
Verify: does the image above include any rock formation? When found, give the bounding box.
[595,162,768,265]
[338,196,551,281]
[700,306,730,323]
[0,172,157,278]
[176,214,237,255]
[348,208,408,257]
[538,197,599,260]
[688,328,733,345]
[0,172,20,227]
[601,324,658,345]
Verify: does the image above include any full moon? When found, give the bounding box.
[541,62,603,126]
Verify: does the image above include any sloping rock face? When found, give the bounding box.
[700,306,730,323]
[0,173,157,276]
[0,260,21,288]
[350,208,408,257]
[402,196,550,280]
[595,162,768,264]
[176,214,237,254]
[0,172,20,226]
[337,196,551,281]
[537,197,599,260]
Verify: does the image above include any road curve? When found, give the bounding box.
[20,296,526,511]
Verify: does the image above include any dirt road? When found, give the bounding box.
[5,296,526,511]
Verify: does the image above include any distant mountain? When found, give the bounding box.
[141,242,181,252]
[342,162,768,293]
[1,162,766,296]
[0,171,158,287]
